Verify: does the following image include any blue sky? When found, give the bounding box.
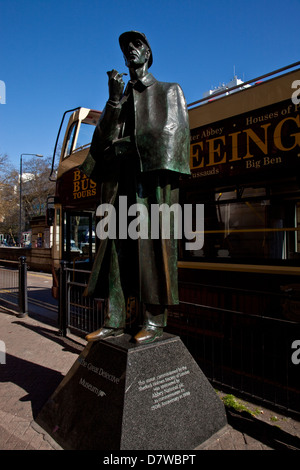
[1,0,300,169]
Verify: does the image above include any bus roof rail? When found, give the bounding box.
[188,60,300,108]
[49,107,81,182]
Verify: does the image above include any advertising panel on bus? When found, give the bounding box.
[190,99,300,181]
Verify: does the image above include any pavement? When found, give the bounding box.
[0,303,300,454]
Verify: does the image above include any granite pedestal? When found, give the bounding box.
[36,333,227,450]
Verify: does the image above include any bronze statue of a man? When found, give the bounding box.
[80,31,190,344]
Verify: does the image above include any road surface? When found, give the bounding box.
[27,271,58,323]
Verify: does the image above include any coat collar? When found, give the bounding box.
[138,72,156,87]
[124,73,156,94]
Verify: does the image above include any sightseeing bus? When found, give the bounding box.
[48,107,101,298]
[48,63,300,415]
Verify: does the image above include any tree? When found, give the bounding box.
[21,156,56,229]
[0,153,13,185]
[0,154,19,242]
[0,154,56,241]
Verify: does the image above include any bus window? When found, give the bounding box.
[183,186,300,264]
[64,122,78,158]
[64,122,95,159]
[296,202,300,253]
[63,211,96,263]
[74,122,95,152]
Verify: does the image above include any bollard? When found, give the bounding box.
[18,256,28,318]
[58,260,68,336]
[0,340,6,364]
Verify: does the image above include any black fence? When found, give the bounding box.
[0,257,28,317]
[58,262,300,417]
[58,261,105,337]
[167,294,300,418]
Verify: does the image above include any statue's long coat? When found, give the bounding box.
[80,73,190,313]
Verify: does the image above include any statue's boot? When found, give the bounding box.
[85,327,124,342]
[85,291,126,342]
[134,325,163,344]
[134,305,167,344]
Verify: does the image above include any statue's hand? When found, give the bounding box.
[107,69,126,102]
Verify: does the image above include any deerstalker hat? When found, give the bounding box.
[119,31,153,68]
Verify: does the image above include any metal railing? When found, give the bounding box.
[0,257,28,317]
[58,263,300,416]
[58,261,105,337]
[167,281,300,417]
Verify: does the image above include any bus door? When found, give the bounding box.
[63,210,96,269]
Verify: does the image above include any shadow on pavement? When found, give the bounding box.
[226,408,300,450]
[1,352,64,419]
[12,319,84,355]
[1,321,84,420]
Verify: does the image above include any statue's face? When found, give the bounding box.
[123,38,150,69]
